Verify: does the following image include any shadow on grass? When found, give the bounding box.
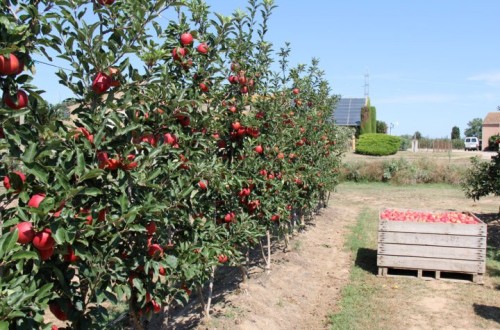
[355,248,378,275]
[473,303,500,324]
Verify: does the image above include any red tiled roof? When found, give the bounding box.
[483,112,500,125]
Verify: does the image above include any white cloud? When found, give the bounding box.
[468,71,500,85]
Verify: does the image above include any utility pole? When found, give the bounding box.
[364,73,369,98]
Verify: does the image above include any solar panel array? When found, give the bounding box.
[331,98,366,126]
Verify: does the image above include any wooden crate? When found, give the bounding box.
[377,211,487,284]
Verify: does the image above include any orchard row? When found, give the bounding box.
[0,1,350,329]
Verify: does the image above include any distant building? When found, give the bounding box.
[481,112,500,150]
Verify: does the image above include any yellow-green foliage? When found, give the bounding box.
[356,133,400,156]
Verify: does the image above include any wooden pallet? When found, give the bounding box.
[378,266,484,284]
[377,211,487,285]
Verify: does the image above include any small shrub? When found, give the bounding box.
[340,156,468,185]
[355,134,401,156]
[451,138,464,150]
[461,152,500,201]
[488,134,500,151]
[399,135,412,151]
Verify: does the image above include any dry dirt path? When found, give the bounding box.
[167,198,357,330]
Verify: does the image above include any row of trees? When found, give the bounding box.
[0,0,351,329]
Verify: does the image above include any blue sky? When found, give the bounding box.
[33,1,500,138]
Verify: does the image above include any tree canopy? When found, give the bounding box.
[464,118,482,138]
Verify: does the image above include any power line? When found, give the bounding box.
[33,59,74,72]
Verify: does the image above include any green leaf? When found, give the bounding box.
[165,255,178,269]
[11,250,38,261]
[75,148,85,177]
[81,188,102,196]
[54,227,68,244]
[35,283,54,301]
[79,169,104,182]
[21,142,38,163]
[0,321,8,330]
[0,230,18,259]
[24,162,49,184]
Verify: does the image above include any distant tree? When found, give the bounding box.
[464,118,483,137]
[370,106,377,133]
[376,120,388,133]
[451,126,460,139]
[360,106,371,134]
[413,131,422,140]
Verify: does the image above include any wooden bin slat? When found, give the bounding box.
[379,220,486,236]
[377,210,487,280]
[378,255,485,273]
[378,231,486,249]
[378,243,486,261]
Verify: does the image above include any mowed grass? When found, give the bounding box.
[328,183,500,330]
[328,208,382,330]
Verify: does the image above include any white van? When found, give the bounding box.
[464,137,480,151]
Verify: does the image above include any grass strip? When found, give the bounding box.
[328,208,380,330]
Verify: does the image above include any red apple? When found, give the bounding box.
[217,139,226,149]
[49,302,68,321]
[92,72,111,94]
[63,246,79,263]
[33,228,55,251]
[240,86,248,94]
[146,222,156,235]
[230,62,239,71]
[14,221,35,244]
[28,193,46,208]
[4,90,28,110]
[120,154,138,171]
[198,180,207,190]
[292,88,300,95]
[74,127,94,144]
[238,76,247,86]
[231,122,242,131]
[148,244,163,258]
[218,254,228,263]
[97,151,109,169]
[180,33,194,46]
[3,171,26,193]
[239,188,251,197]
[39,246,55,261]
[172,47,187,61]
[163,133,177,146]
[151,299,161,313]
[0,53,21,75]
[77,208,93,225]
[254,145,264,154]
[228,75,238,84]
[97,0,115,4]
[199,82,209,92]
[196,42,208,54]
[271,214,280,222]
[107,158,120,170]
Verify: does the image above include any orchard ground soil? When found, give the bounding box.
[165,151,500,330]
